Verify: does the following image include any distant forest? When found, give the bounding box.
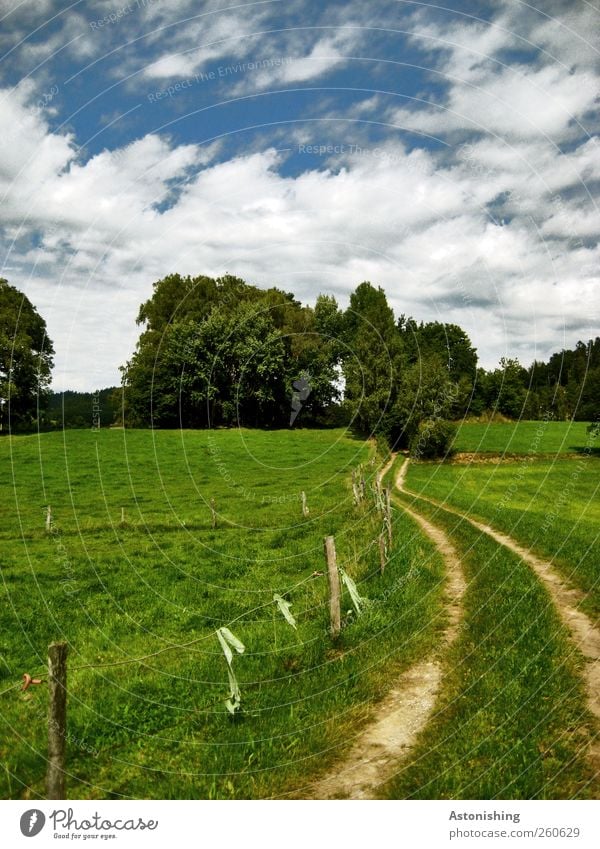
[42,274,598,446]
[46,388,119,429]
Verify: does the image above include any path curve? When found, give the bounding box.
[305,455,465,799]
[396,458,600,766]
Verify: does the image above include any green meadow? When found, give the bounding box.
[0,428,445,799]
[452,420,594,455]
[1,421,598,799]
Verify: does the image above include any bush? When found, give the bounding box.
[409,418,456,460]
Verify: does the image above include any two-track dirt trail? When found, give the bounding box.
[396,458,600,770]
[305,455,465,799]
[305,453,600,799]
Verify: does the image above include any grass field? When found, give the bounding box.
[1,421,598,800]
[404,457,600,618]
[0,428,447,799]
[452,420,594,455]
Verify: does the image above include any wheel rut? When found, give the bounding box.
[304,455,465,799]
[396,458,600,771]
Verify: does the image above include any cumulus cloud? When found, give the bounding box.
[0,1,598,390]
[383,1,600,144]
[3,120,598,388]
[0,81,76,213]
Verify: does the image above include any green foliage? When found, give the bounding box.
[342,281,403,435]
[343,300,477,445]
[409,417,457,459]
[386,355,459,449]
[136,272,222,332]
[122,275,340,428]
[170,302,289,427]
[473,357,529,418]
[122,273,598,436]
[46,388,119,428]
[398,316,478,383]
[0,278,54,429]
[472,339,600,422]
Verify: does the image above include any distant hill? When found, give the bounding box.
[47,388,120,428]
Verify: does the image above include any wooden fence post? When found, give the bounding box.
[301,491,309,517]
[385,487,392,546]
[47,641,68,800]
[324,536,341,639]
[379,533,387,575]
[45,505,52,532]
[375,479,383,512]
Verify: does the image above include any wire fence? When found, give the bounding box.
[1,456,396,691]
[0,454,399,797]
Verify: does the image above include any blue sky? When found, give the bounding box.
[0,0,598,390]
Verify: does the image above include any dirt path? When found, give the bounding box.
[396,459,600,766]
[305,455,465,799]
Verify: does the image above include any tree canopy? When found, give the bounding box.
[121,275,340,428]
[120,275,482,457]
[116,272,598,452]
[0,278,54,430]
[3,272,596,444]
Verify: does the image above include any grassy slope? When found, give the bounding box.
[0,429,446,799]
[452,420,593,454]
[382,485,598,800]
[404,458,600,619]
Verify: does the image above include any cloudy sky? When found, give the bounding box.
[1,0,598,390]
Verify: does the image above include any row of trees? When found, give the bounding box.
[120,273,599,448]
[463,341,600,422]
[118,275,480,452]
[1,274,598,451]
[120,274,341,429]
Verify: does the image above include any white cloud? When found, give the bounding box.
[0,81,76,213]
[141,10,260,80]
[1,3,599,390]
[265,28,362,85]
[390,62,597,142]
[2,112,597,389]
[138,7,364,93]
[392,5,599,143]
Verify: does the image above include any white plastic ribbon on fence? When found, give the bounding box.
[340,568,368,615]
[216,627,245,665]
[216,627,245,714]
[273,593,297,629]
[225,666,241,715]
